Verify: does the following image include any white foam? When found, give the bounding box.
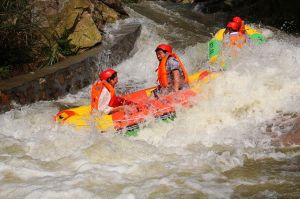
[0,4,299,199]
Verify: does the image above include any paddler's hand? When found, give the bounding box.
[119,97,137,106]
[151,86,161,99]
[108,106,125,114]
[124,105,139,115]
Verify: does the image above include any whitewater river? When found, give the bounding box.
[1,1,299,199]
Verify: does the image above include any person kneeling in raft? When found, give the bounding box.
[153,44,190,98]
[213,16,266,47]
[223,21,249,49]
[91,68,135,114]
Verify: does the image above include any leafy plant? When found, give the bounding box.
[0,0,38,76]
[0,65,11,79]
[44,29,78,66]
[0,0,79,77]
[57,30,78,57]
[121,0,140,4]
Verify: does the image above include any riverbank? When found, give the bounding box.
[0,0,128,80]
[0,22,141,113]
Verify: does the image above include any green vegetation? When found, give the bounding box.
[0,66,10,79]
[0,0,77,79]
[121,0,140,4]
[0,0,36,79]
[125,129,139,137]
[45,30,78,66]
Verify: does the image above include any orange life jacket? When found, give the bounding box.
[157,53,189,88]
[91,80,120,111]
[229,32,247,48]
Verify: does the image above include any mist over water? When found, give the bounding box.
[1,1,300,199]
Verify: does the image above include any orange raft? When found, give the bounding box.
[55,70,218,135]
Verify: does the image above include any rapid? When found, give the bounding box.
[0,1,299,199]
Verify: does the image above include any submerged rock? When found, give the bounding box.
[278,117,300,146]
[265,113,300,146]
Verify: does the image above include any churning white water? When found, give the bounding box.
[0,2,299,199]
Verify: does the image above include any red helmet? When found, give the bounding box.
[232,16,243,27]
[227,22,239,31]
[155,44,173,54]
[99,68,117,81]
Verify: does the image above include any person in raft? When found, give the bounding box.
[232,16,246,34]
[91,68,133,114]
[232,16,266,43]
[153,44,189,98]
[213,16,250,49]
[223,21,249,49]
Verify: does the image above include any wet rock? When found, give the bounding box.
[192,0,300,33]
[31,0,128,52]
[68,11,102,48]
[97,2,120,23]
[72,0,91,9]
[0,23,141,113]
[101,0,128,16]
[279,117,300,146]
[0,92,9,105]
[15,91,26,105]
[55,9,83,37]
[266,113,300,146]
[26,85,35,103]
[52,0,91,37]
[57,74,65,86]
[180,0,195,4]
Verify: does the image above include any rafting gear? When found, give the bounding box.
[227,22,239,31]
[157,54,189,88]
[91,80,121,112]
[229,32,247,48]
[232,16,245,34]
[55,70,219,134]
[99,68,117,81]
[232,16,242,27]
[155,44,173,54]
[208,25,266,64]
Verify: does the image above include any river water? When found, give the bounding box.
[0,1,300,199]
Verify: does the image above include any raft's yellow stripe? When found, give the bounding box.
[95,115,113,131]
[58,70,220,131]
[244,25,258,35]
[214,28,226,41]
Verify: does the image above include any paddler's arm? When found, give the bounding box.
[108,106,125,114]
[116,96,138,106]
[168,57,181,92]
[107,97,137,114]
[99,92,126,115]
[172,69,180,92]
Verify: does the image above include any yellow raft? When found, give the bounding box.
[55,70,219,135]
[208,25,266,64]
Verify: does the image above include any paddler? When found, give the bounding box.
[224,21,248,48]
[153,44,190,98]
[91,68,133,114]
[232,16,246,34]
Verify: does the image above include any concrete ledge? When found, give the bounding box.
[0,22,141,113]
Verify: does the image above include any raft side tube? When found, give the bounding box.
[249,33,266,44]
[208,39,222,63]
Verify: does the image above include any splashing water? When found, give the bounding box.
[0,2,299,199]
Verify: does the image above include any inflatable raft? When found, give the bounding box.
[208,25,266,64]
[55,70,218,136]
